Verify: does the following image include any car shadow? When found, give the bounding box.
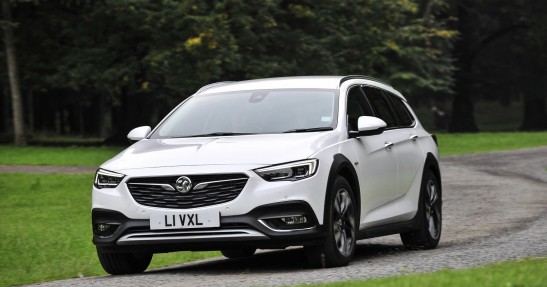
[147,242,409,275]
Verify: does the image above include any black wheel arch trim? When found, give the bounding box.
[425,152,442,199]
[324,154,361,226]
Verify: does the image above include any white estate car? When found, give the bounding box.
[92,76,442,274]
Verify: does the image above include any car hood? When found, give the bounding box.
[101,132,339,171]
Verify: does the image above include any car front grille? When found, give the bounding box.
[126,174,249,209]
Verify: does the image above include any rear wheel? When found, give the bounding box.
[400,169,442,249]
[97,248,152,275]
[305,176,357,268]
[221,248,256,259]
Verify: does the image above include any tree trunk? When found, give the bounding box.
[420,0,435,19]
[520,95,547,131]
[104,87,131,145]
[448,0,479,133]
[27,89,34,133]
[98,91,112,138]
[1,87,10,135]
[449,92,478,132]
[2,0,25,145]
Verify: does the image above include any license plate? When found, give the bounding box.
[150,210,220,230]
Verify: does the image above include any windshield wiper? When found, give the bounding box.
[184,132,255,138]
[283,127,333,133]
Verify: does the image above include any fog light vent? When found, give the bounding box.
[93,223,119,237]
[280,216,308,225]
[260,215,314,231]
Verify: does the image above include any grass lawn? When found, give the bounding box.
[0,146,123,166]
[0,131,545,167]
[1,170,543,287]
[301,257,547,287]
[437,132,547,156]
[0,173,219,287]
[0,133,546,286]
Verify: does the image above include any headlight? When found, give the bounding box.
[94,169,125,189]
[254,159,318,181]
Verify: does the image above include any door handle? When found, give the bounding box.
[384,141,394,149]
[410,135,418,141]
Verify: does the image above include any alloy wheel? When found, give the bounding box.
[333,188,356,257]
[425,179,441,240]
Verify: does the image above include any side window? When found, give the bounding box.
[386,92,415,127]
[362,87,398,128]
[346,87,373,131]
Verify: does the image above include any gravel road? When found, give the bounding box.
[0,165,96,174]
[28,147,547,287]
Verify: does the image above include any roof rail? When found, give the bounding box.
[339,75,392,87]
[195,81,236,94]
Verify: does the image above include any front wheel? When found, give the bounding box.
[305,176,357,268]
[97,248,152,275]
[400,169,442,249]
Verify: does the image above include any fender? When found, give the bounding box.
[323,154,361,226]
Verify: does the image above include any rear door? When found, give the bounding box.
[384,92,422,198]
[362,87,420,199]
[384,92,421,197]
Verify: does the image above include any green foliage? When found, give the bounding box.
[471,0,547,101]
[0,173,219,286]
[298,257,547,287]
[10,0,456,106]
[0,0,460,141]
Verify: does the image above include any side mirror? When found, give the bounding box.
[127,126,151,142]
[349,116,387,138]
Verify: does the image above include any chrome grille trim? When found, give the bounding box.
[193,177,249,190]
[117,229,266,245]
[127,183,175,191]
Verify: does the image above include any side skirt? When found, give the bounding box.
[356,214,419,240]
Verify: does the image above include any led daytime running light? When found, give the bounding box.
[94,169,125,189]
[254,159,318,181]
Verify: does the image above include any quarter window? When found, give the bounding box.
[386,92,415,127]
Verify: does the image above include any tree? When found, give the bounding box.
[1,0,25,145]
[501,1,547,130]
[448,0,479,132]
[1,0,457,142]
[448,0,547,132]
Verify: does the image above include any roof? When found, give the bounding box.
[198,76,343,94]
[196,75,405,100]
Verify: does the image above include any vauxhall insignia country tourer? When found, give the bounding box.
[92,76,442,274]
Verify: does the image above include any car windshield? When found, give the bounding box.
[150,89,338,138]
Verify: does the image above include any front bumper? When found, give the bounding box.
[93,201,327,253]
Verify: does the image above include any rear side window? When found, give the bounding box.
[362,87,398,128]
[386,92,415,127]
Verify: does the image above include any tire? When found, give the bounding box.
[305,176,357,268]
[97,248,152,275]
[400,169,442,249]
[221,248,256,259]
